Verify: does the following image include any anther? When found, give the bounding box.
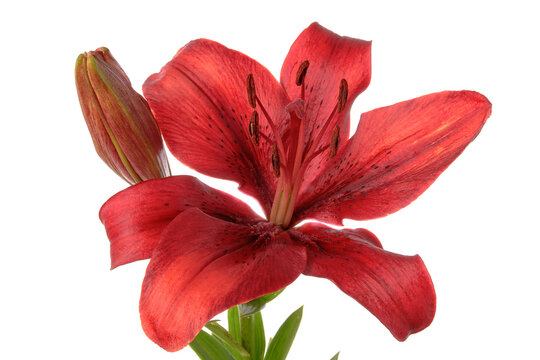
[246,74,257,108]
[329,126,340,158]
[295,60,310,86]
[337,79,348,113]
[248,111,260,146]
[271,144,281,177]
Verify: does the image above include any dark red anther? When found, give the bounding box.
[338,79,348,113]
[271,144,281,177]
[246,74,257,108]
[329,126,340,158]
[249,111,260,146]
[295,60,310,86]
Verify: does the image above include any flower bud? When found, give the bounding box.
[75,47,170,184]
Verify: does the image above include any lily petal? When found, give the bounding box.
[99,176,260,269]
[293,222,435,341]
[140,208,306,351]
[143,39,291,216]
[293,91,492,225]
[280,22,371,157]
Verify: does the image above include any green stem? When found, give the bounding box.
[241,314,256,357]
[241,312,265,360]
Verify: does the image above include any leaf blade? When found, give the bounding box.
[189,330,236,360]
[253,312,266,360]
[264,306,303,360]
[228,306,242,343]
[239,289,285,317]
[205,321,251,360]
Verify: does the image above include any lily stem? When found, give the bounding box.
[240,311,265,360]
[240,314,256,357]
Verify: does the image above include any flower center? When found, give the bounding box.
[245,64,348,228]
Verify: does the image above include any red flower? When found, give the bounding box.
[100,23,491,351]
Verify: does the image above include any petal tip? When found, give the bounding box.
[140,311,188,352]
[462,90,492,109]
[395,254,437,340]
[306,21,322,30]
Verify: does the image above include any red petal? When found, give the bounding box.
[99,176,260,269]
[143,40,291,216]
[293,91,492,225]
[280,22,371,158]
[293,222,435,341]
[140,209,306,351]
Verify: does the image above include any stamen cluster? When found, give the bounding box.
[245,63,348,227]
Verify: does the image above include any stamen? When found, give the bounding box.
[306,144,329,162]
[303,104,336,160]
[303,78,348,161]
[295,61,310,86]
[247,73,288,178]
[296,60,309,100]
[259,131,272,143]
[271,144,281,177]
[291,116,305,181]
[246,74,257,108]
[338,79,348,113]
[255,96,289,178]
[329,126,340,158]
[269,177,284,222]
[248,111,260,146]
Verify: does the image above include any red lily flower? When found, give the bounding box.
[100,23,491,352]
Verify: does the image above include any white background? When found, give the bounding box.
[1,0,539,359]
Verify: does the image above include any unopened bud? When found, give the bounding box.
[75,47,170,184]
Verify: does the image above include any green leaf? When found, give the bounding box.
[264,306,303,360]
[330,351,340,360]
[241,312,266,360]
[205,321,251,360]
[239,289,285,317]
[189,329,236,360]
[228,306,242,344]
[253,312,266,360]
